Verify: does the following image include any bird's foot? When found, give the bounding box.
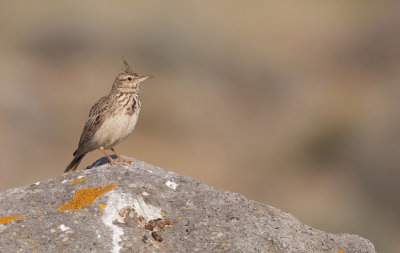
[108,159,123,165]
[119,157,133,163]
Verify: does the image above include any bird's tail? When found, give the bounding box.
[64,153,86,173]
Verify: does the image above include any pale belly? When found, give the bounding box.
[92,111,139,149]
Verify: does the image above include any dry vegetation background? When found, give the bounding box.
[0,1,399,252]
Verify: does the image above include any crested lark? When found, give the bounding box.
[65,60,152,173]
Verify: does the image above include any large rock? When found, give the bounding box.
[0,157,375,253]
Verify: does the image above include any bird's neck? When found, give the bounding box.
[110,91,141,115]
[110,86,141,100]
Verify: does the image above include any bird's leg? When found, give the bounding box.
[99,147,121,165]
[110,148,132,163]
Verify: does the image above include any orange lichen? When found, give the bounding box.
[177,217,182,220]
[58,184,116,212]
[29,244,40,249]
[36,211,41,214]
[221,242,227,247]
[70,177,87,185]
[98,204,107,212]
[0,216,26,224]
[18,238,34,242]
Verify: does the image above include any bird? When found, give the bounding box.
[64,59,152,173]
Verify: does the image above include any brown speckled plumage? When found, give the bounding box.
[65,60,152,173]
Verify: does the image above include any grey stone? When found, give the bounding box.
[0,157,376,253]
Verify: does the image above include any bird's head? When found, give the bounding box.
[112,59,152,93]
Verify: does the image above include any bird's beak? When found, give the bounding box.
[136,75,153,84]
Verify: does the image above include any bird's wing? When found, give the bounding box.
[74,96,112,155]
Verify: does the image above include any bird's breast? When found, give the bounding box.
[92,95,140,149]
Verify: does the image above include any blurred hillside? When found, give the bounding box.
[0,1,399,252]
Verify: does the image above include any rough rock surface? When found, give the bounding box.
[0,157,376,253]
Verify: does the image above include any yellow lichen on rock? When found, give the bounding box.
[0,216,26,224]
[58,184,116,212]
[98,204,107,212]
[70,177,88,185]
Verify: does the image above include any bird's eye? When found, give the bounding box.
[127,77,133,81]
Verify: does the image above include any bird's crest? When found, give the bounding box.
[122,58,138,76]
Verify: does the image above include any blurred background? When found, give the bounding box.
[0,1,399,252]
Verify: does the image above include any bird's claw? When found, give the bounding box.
[120,158,133,163]
[108,159,122,165]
